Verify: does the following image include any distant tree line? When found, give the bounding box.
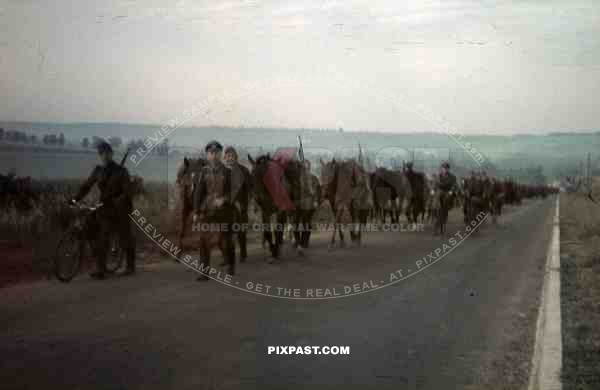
[0,128,169,156]
[0,128,65,146]
[125,138,169,156]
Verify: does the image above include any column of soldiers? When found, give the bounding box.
[73,140,555,282]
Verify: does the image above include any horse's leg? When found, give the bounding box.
[263,213,276,260]
[359,209,367,246]
[239,208,248,262]
[329,210,336,250]
[275,212,285,257]
[292,211,302,249]
[294,211,304,255]
[302,209,314,249]
[338,209,345,247]
[177,207,189,262]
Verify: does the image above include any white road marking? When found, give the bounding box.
[528,196,562,390]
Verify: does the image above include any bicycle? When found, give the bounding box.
[54,202,125,282]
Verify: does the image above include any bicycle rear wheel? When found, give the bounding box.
[54,229,83,282]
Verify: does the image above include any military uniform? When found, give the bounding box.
[193,156,236,277]
[75,159,136,275]
[438,172,458,193]
[297,167,321,248]
[224,156,251,261]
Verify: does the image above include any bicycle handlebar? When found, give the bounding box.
[68,202,104,211]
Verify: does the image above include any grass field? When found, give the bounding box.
[560,178,600,389]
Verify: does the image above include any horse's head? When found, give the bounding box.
[176,157,206,197]
[130,175,145,198]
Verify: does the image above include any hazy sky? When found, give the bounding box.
[1,0,599,134]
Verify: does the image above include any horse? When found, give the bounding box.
[371,167,411,224]
[350,162,373,246]
[225,159,253,261]
[293,161,321,252]
[424,174,439,224]
[320,158,372,249]
[175,157,207,253]
[404,170,426,224]
[0,173,38,211]
[248,153,303,259]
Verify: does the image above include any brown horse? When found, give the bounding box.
[248,153,303,259]
[175,157,208,252]
[320,158,371,249]
[293,161,322,252]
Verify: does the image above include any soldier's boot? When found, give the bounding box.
[90,271,106,280]
[119,247,136,276]
[197,265,210,281]
[239,232,247,262]
[91,242,107,280]
[197,243,211,281]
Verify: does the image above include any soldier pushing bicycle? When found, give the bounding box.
[71,141,136,279]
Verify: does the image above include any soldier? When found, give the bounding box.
[72,141,136,279]
[481,170,493,212]
[193,141,235,281]
[298,160,321,249]
[223,145,251,262]
[438,162,458,193]
[463,170,477,222]
[435,161,458,234]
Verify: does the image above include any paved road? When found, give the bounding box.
[0,198,556,389]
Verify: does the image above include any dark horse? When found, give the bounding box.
[226,159,253,261]
[175,157,207,252]
[248,153,303,259]
[370,167,410,224]
[320,158,372,248]
[404,170,426,224]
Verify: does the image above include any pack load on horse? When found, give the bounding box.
[320,157,372,249]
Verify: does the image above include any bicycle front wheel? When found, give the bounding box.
[54,229,83,283]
